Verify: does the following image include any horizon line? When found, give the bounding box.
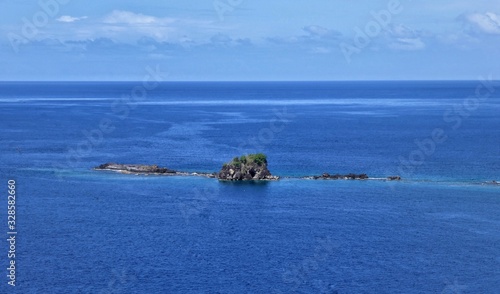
[0,79,493,83]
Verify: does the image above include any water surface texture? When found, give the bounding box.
[0,81,499,293]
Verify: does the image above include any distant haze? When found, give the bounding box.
[1,1,499,80]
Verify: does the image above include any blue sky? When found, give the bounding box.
[1,0,499,80]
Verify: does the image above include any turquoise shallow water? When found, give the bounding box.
[0,81,499,293]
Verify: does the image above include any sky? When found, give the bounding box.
[1,0,499,81]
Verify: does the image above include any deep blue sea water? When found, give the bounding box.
[0,81,499,293]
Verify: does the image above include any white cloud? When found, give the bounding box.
[389,38,426,50]
[436,31,479,47]
[57,15,88,23]
[103,10,174,25]
[303,25,342,40]
[267,25,341,48]
[97,10,220,43]
[387,24,418,38]
[462,12,500,34]
[99,11,177,42]
[384,24,427,51]
[310,47,331,54]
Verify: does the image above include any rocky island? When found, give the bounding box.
[95,163,176,174]
[94,154,402,182]
[217,153,279,181]
[94,163,216,178]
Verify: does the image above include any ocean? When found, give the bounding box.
[0,81,499,293]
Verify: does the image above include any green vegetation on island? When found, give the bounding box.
[218,153,277,181]
[225,153,268,168]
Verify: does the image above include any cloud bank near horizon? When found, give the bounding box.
[1,1,499,80]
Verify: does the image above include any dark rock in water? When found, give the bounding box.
[310,173,369,180]
[95,163,176,174]
[358,174,369,179]
[346,173,357,180]
[485,180,499,186]
[94,160,400,183]
[217,154,279,181]
[96,163,228,179]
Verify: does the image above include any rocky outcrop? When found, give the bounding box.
[95,160,404,183]
[95,163,176,174]
[484,180,499,186]
[217,154,279,181]
[95,163,218,178]
[303,173,369,180]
